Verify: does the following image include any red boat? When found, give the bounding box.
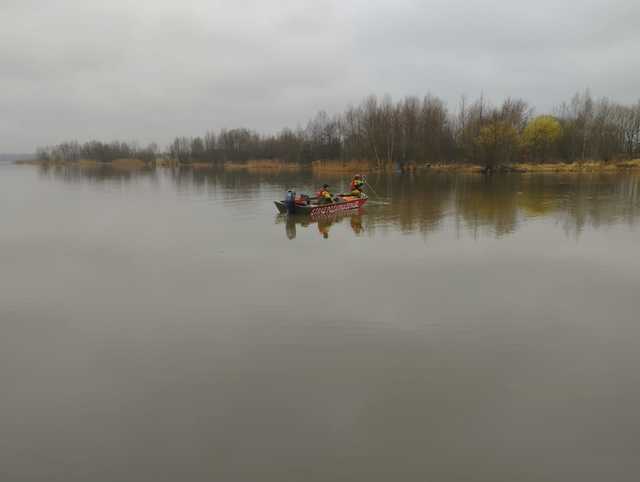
[275,191,367,217]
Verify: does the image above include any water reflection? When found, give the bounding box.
[6,162,640,482]
[37,162,158,184]
[37,164,640,239]
[276,211,365,239]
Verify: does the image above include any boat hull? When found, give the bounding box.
[274,196,367,217]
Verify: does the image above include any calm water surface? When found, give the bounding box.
[2,163,640,482]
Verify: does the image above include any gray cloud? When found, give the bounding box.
[2,0,639,151]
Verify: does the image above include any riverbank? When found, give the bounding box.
[16,158,640,173]
[223,160,302,172]
[15,158,149,169]
[207,158,640,173]
[416,159,640,173]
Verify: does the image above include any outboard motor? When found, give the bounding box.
[285,190,296,214]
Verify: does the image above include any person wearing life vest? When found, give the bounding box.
[317,184,333,204]
[350,174,365,197]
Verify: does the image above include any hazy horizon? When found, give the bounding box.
[3,0,640,152]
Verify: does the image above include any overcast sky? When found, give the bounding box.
[2,0,639,152]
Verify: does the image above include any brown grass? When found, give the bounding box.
[224,160,302,172]
[511,160,640,172]
[419,160,640,173]
[311,159,373,173]
[17,157,640,173]
[111,158,147,169]
[75,159,98,167]
[422,163,485,173]
[616,159,640,169]
[190,162,216,169]
[154,158,178,167]
[14,159,41,165]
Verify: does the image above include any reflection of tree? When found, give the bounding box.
[40,164,640,240]
[617,175,640,226]
[553,173,640,237]
[169,167,317,200]
[450,173,640,238]
[38,162,158,184]
[510,175,563,218]
[454,175,520,237]
[365,172,452,237]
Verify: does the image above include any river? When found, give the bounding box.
[2,162,640,481]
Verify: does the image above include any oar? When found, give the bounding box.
[364,178,381,199]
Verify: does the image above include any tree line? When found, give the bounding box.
[36,140,159,164]
[37,90,640,167]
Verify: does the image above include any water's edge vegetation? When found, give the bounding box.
[19,157,640,174]
[30,90,640,172]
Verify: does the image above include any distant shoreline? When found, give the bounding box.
[15,158,148,169]
[16,158,640,174]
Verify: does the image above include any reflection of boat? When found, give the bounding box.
[274,191,367,217]
[275,209,364,240]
